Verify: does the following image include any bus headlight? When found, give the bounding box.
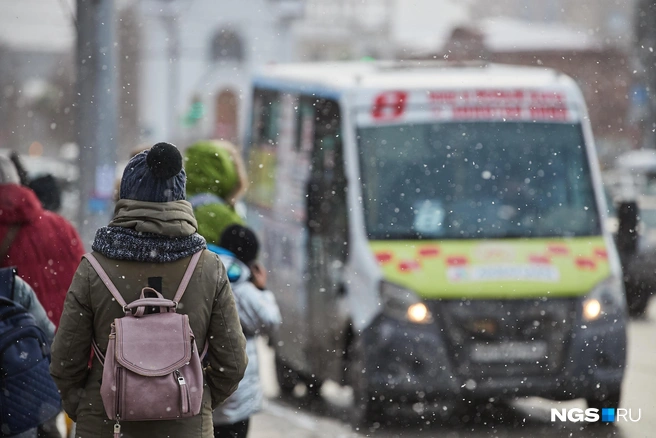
[407,302,430,323]
[582,298,602,321]
[583,276,625,321]
[380,281,433,324]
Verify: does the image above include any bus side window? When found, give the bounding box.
[247,88,282,208]
[296,98,315,153]
[256,89,281,147]
[307,97,348,260]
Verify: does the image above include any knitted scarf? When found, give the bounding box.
[92,199,206,263]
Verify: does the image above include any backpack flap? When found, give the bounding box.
[114,312,192,376]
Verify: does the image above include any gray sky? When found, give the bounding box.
[0,0,76,52]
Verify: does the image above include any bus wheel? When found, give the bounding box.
[347,336,380,430]
[586,391,621,412]
[301,375,323,399]
[627,289,651,318]
[275,354,299,396]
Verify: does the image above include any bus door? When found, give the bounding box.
[247,89,312,372]
[305,96,350,381]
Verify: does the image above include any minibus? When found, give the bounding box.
[243,61,628,426]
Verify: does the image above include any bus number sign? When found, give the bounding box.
[371,91,408,120]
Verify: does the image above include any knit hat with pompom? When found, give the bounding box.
[119,142,186,202]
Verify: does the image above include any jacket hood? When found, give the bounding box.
[0,184,43,225]
[184,140,247,205]
[207,244,251,284]
[109,198,198,237]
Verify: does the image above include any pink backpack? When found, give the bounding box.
[84,251,206,437]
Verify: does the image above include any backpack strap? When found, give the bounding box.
[174,251,207,360]
[87,251,205,365]
[85,253,123,367]
[92,339,105,364]
[200,340,209,360]
[0,267,16,301]
[83,253,128,309]
[0,225,21,264]
[172,251,203,304]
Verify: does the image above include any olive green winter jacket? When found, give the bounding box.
[50,200,248,438]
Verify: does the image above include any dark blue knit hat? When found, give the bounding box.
[119,142,186,202]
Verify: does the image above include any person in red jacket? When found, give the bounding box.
[0,155,85,327]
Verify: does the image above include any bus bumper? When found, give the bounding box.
[362,309,626,403]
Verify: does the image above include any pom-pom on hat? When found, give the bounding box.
[119,142,186,203]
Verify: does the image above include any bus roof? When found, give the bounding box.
[252,61,580,95]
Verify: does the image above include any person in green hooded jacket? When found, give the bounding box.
[184,140,248,245]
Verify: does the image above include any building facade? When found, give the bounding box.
[469,0,636,48]
[135,0,303,149]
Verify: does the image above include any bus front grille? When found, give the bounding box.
[433,298,577,379]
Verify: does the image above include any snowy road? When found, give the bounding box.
[248,300,656,437]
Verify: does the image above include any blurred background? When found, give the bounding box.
[0,0,651,240]
[0,1,649,225]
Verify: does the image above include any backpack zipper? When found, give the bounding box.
[175,370,190,415]
[115,367,123,419]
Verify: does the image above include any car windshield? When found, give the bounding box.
[358,122,600,240]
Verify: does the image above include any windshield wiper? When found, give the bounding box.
[369,231,423,240]
[484,231,534,239]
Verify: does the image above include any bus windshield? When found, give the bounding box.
[358,122,600,240]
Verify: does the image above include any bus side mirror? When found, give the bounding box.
[616,201,638,255]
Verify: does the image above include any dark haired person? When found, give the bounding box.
[210,225,281,438]
[0,155,84,327]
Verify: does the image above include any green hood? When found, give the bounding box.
[109,199,198,237]
[370,237,611,299]
[194,203,244,246]
[184,141,242,200]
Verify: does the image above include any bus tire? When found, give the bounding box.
[275,354,299,396]
[586,390,621,412]
[300,375,323,398]
[347,336,380,430]
[627,289,651,318]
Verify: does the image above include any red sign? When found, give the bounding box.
[371,89,570,122]
[372,91,408,120]
[452,106,523,119]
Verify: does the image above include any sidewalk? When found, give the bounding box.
[250,340,355,438]
[249,401,354,438]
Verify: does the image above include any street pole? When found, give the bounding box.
[76,0,118,247]
[165,13,180,142]
[76,0,95,240]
